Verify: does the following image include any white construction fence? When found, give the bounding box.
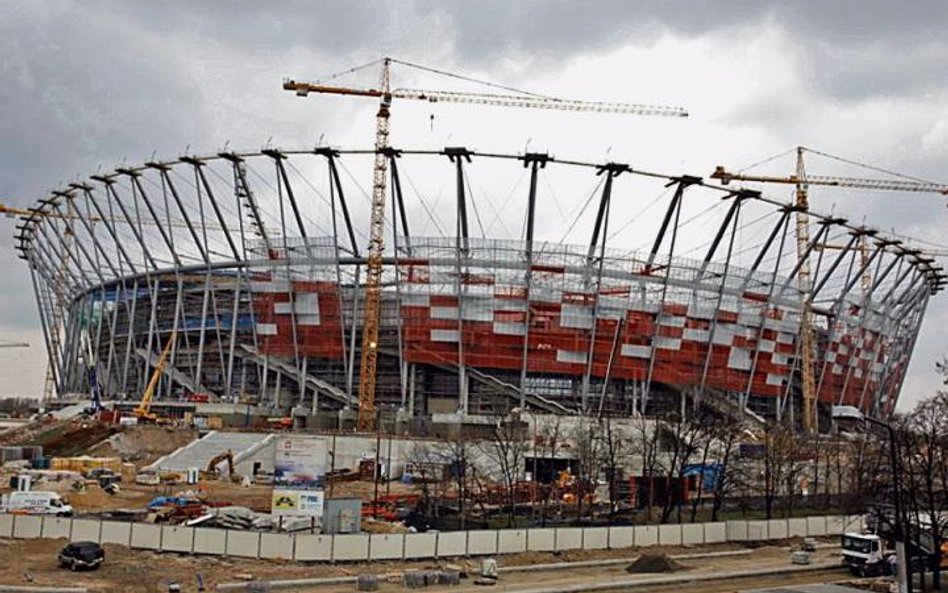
[0,513,863,562]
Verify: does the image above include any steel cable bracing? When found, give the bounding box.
[16,148,943,411]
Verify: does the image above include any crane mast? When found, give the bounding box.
[711,148,948,432]
[285,58,688,431]
[357,59,392,432]
[793,147,817,432]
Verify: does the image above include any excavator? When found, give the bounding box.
[133,330,177,424]
[204,450,240,483]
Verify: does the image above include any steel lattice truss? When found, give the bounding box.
[14,148,945,423]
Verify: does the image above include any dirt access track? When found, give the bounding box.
[0,538,856,593]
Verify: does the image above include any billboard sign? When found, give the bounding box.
[271,489,325,518]
[273,436,327,490]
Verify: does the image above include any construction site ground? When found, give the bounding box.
[0,538,858,593]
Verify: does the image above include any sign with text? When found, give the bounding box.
[271,489,324,518]
[273,435,327,490]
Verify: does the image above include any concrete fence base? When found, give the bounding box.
[0,513,860,562]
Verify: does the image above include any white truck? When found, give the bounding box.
[1,491,74,516]
[841,532,893,576]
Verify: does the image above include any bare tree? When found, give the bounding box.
[898,392,948,590]
[628,413,661,522]
[535,417,563,526]
[655,411,703,524]
[709,417,744,522]
[600,413,629,518]
[571,418,602,521]
[479,412,530,527]
[760,423,804,519]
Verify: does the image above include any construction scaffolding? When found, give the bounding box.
[13,149,943,427]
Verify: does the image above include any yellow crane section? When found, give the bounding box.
[285,57,688,431]
[135,330,177,422]
[711,148,948,432]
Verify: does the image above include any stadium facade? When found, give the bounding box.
[14,149,943,426]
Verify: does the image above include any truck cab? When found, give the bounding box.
[842,532,892,576]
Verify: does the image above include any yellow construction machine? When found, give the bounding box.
[133,330,177,424]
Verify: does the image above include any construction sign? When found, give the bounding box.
[271,489,325,518]
[273,435,327,490]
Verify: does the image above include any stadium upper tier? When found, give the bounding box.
[14,149,944,423]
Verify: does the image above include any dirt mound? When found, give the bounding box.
[87,425,197,465]
[24,420,120,457]
[625,553,684,574]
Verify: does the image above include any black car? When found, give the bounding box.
[58,542,104,571]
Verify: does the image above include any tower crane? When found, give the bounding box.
[711,147,948,432]
[285,57,688,431]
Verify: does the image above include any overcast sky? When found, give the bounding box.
[1,1,947,410]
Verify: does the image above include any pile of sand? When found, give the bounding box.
[625,553,684,574]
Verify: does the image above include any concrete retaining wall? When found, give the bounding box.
[467,530,498,556]
[294,534,332,561]
[159,525,191,553]
[192,528,226,555]
[608,526,635,549]
[260,533,295,560]
[369,534,404,560]
[404,533,436,559]
[583,527,608,550]
[498,530,527,554]
[0,513,856,562]
[130,524,162,550]
[13,515,42,539]
[332,534,369,562]
[527,528,555,552]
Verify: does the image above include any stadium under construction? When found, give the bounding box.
[12,147,946,430]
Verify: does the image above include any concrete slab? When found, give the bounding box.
[825,516,845,535]
[13,515,42,539]
[527,528,555,552]
[41,517,72,540]
[403,532,437,559]
[583,527,608,550]
[160,525,193,553]
[369,533,404,560]
[704,522,727,544]
[467,530,498,556]
[788,518,807,537]
[436,531,467,558]
[768,519,789,540]
[806,516,827,536]
[608,526,635,549]
[332,534,369,562]
[843,515,864,533]
[747,520,768,541]
[658,524,682,546]
[131,524,162,550]
[727,520,749,541]
[555,527,583,551]
[0,514,13,538]
[192,527,227,555]
[98,521,129,546]
[260,533,295,560]
[497,530,527,554]
[682,523,703,545]
[635,525,658,547]
[226,530,261,558]
[294,534,333,561]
